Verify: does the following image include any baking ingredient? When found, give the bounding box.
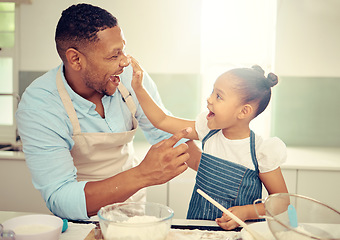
[121,215,159,224]
[14,224,54,235]
[242,230,274,240]
[167,229,240,240]
[275,226,312,240]
[104,215,170,240]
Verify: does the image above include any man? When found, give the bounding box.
[16,3,200,220]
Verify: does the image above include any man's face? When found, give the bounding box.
[81,26,130,96]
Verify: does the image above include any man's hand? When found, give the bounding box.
[138,127,192,186]
[85,128,192,217]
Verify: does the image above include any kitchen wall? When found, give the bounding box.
[18,0,202,142]
[19,0,201,73]
[17,0,340,146]
[272,0,340,147]
[272,76,340,147]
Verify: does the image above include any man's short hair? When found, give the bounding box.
[55,3,118,62]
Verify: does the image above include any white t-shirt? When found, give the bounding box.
[195,111,286,173]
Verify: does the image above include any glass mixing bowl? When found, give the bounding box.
[254,193,340,240]
[98,202,174,240]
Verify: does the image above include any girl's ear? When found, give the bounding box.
[65,48,85,71]
[238,104,253,119]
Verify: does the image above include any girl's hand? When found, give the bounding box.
[215,205,249,230]
[129,55,144,91]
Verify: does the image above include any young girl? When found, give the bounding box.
[130,58,288,230]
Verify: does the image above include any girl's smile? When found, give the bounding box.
[206,110,215,120]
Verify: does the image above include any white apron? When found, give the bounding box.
[56,67,145,202]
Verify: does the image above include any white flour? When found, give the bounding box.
[103,216,170,240]
[275,226,312,240]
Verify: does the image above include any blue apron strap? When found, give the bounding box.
[202,129,259,172]
[250,130,259,173]
[202,129,220,150]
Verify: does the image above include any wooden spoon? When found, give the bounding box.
[197,189,269,240]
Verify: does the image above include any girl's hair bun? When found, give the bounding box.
[251,65,278,88]
[251,65,265,75]
[266,72,278,87]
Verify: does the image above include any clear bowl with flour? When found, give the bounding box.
[254,193,340,240]
[98,202,174,240]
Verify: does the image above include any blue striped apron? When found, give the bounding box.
[187,130,262,220]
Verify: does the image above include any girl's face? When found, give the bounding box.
[206,73,244,130]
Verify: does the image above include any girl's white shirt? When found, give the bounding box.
[195,111,287,173]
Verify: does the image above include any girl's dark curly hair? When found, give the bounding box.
[55,3,118,62]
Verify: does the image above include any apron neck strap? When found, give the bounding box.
[56,66,82,135]
[56,66,138,135]
[202,129,260,172]
[202,129,220,150]
[249,130,259,172]
[117,83,137,116]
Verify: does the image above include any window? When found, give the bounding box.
[200,0,277,137]
[0,2,18,145]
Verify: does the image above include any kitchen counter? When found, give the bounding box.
[134,143,340,171]
[1,145,339,170]
[0,150,25,160]
[283,147,340,170]
[1,145,340,217]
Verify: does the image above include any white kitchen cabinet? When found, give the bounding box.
[168,168,196,219]
[0,152,51,214]
[281,169,297,194]
[146,184,168,206]
[261,169,297,199]
[297,170,340,211]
